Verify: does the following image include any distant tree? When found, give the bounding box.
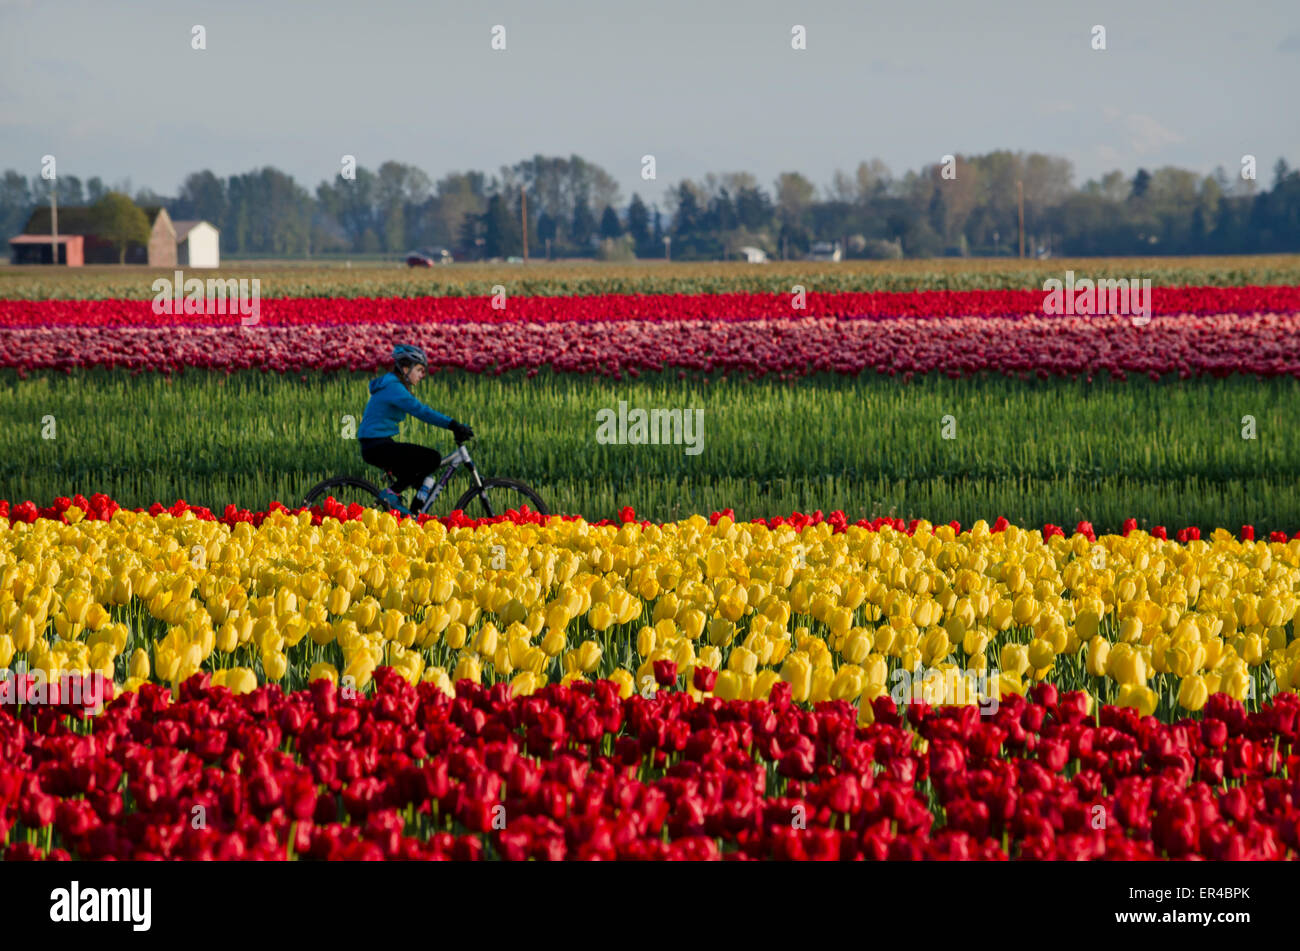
[774,172,816,226]
[571,193,596,250]
[626,193,650,249]
[91,192,151,263]
[316,166,378,252]
[854,159,893,200]
[706,189,738,231]
[735,186,774,230]
[536,211,557,251]
[599,204,622,239]
[0,170,34,241]
[133,187,168,209]
[85,176,107,204]
[482,192,521,257]
[418,171,488,251]
[175,170,227,227]
[1131,168,1152,200]
[671,182,705,236]
[457,212,482,259]
[506,154,621,242]
[54,175,84,206]
[231,167,311,255]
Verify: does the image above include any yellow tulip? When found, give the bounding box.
[989,598,1014,631]
[308,662,339,686]
[843,629,872,665]
[1086,636,1110,677]
[830,666,864,701]
[422,666,454,697]
[260,649,288,682]
[342,652,376,689]
[1075,609,1100,641]
[1027,638,1056,673]
[999,643,1030,678]
[706,616,735,647]
[575,639,603,673]
[453,653,482,685]
[858,690,876,726]
[588,602,615,632]
[1222,667,1252,702]
[727,646,758,676]
[1241,634,1264,667]
[678,608,706,641]
[127,647,150,681]
[779,653,812,702]
[1107,644,1148,686]
[713,670,744,701]
[752,669,781,701]
[921,629,951,666]
[225,667,259,695]
[962,628,989,657]
[1177,675,1208,712]
[509,670,539,698]
[11,614,36,652]
[1116,683,1158,717]
[327,585,351,615]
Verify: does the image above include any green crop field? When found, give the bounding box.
[3,368,1295,532]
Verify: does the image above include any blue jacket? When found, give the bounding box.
[357,373,453,439]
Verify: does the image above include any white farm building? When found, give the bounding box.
[173,220,220,268]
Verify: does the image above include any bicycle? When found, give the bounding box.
[302,437,548,518]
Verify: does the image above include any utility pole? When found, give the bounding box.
[50,180,59,265]
[520,190,528,262]
[1017,180,1025,259]
[663,235,671,261]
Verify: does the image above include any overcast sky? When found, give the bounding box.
[2,0,1298,203]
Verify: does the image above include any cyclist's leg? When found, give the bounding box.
[389,441,442,494]
[359,437,401,483]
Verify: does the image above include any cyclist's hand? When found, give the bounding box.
[450,421,475,443]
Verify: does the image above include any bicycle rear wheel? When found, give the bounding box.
[454,478,548,518]
[302,475,391,510]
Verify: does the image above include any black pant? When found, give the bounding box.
[359,437,441,492]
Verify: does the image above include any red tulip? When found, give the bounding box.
[653,660,678,687]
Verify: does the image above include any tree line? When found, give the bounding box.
[2,151,1297,260]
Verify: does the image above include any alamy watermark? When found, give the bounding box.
[50,881,151,932]
[595,401,704,456]
[1,664,112,714]
[152,269,261,326]
[1042,271,1151,326]
[889,664,1002,715]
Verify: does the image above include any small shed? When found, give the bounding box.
[9,234,84,266]
[174,220,220,268]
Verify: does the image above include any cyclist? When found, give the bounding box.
[358,344,474,512]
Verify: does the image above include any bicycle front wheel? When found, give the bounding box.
[454,478,548,519]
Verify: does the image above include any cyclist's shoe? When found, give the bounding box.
[378,488,411,515]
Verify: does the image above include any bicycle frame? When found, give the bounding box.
[404,442,483,514]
